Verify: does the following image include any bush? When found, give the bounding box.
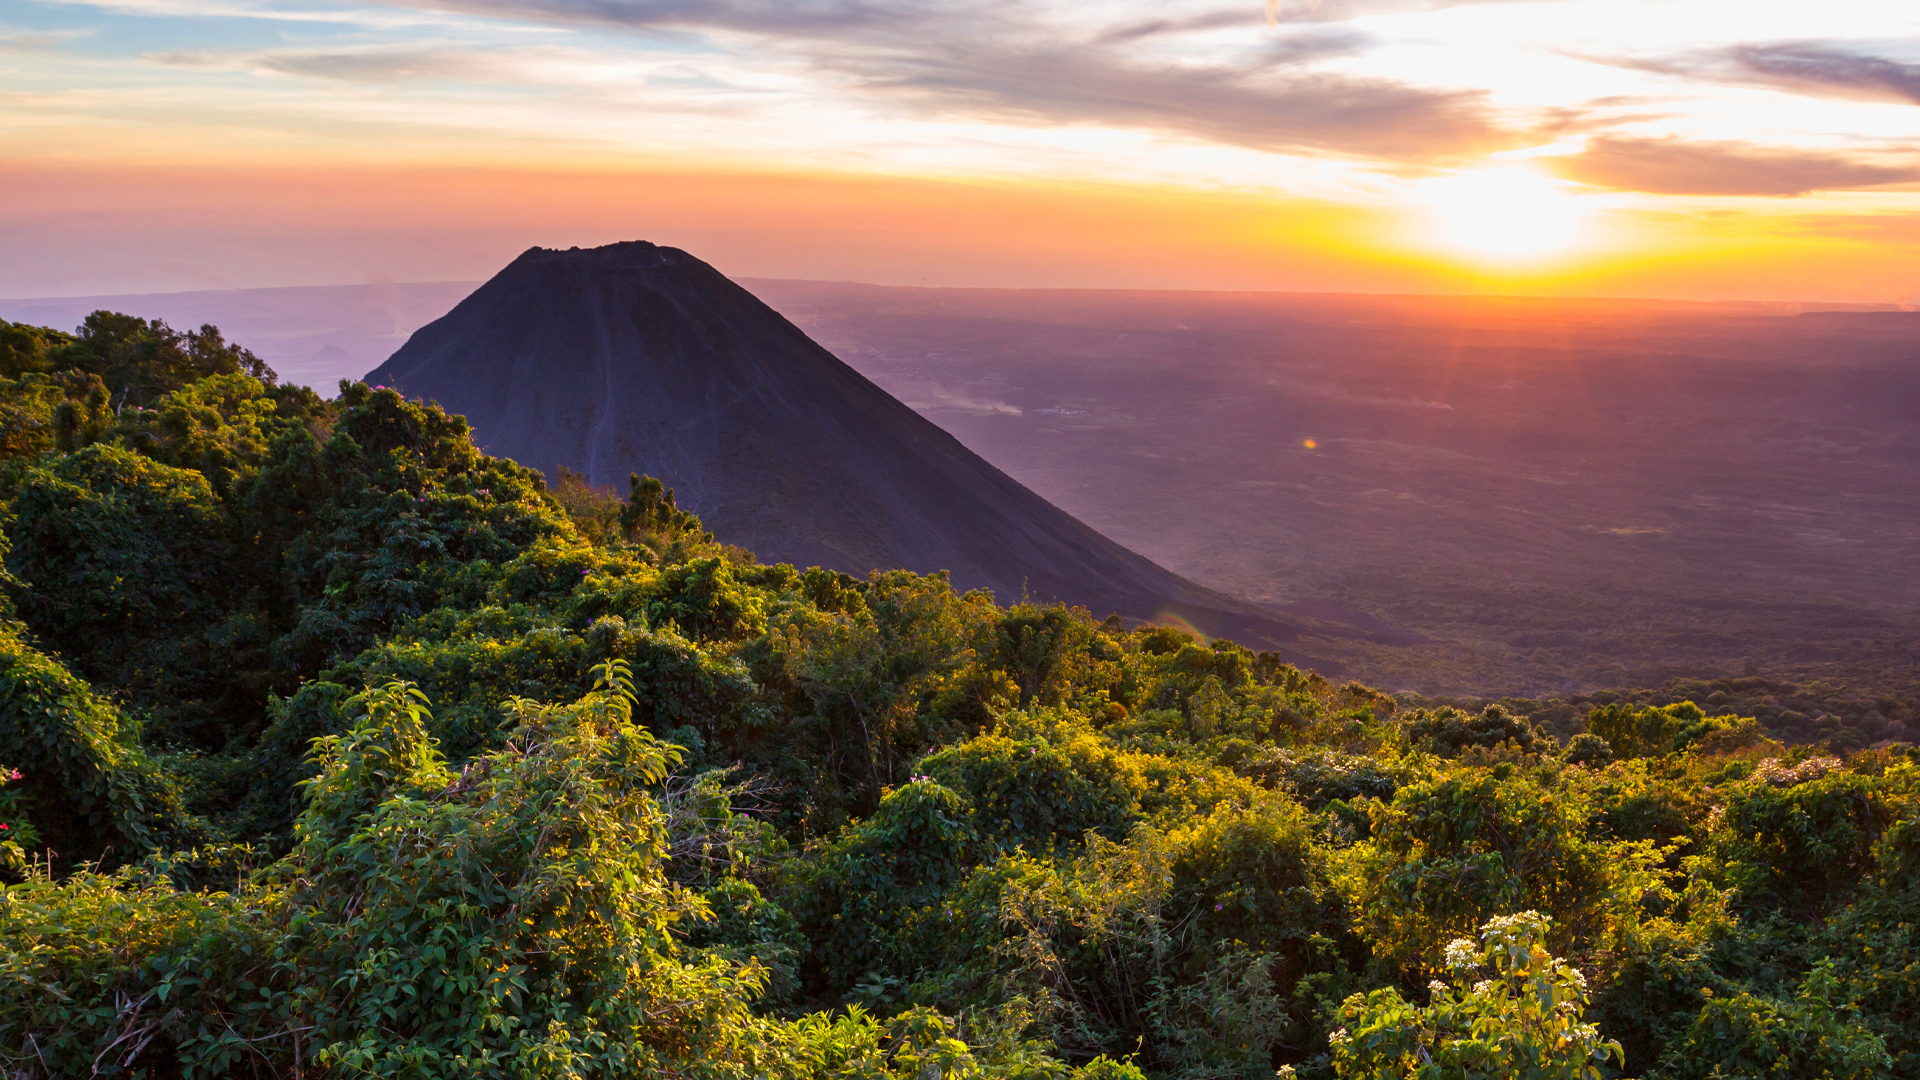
[1658,961,1890,1080]
[1405,705,1538,756]
[1563,733,1613,769]
[1588,701,1737,760]
[920,709,1148,854]
[1330,911,1621,1080]
[1338,769,1664,973]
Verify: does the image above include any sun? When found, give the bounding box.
[1415,165,1591,262]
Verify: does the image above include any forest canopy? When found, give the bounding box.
[0,314,1915,1079]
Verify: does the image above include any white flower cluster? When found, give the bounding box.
[1483,910,1548,937]
[1753,756,1842,788]
[1444,937,1478,971]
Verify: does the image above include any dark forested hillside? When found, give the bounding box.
[0,313,1916,1080]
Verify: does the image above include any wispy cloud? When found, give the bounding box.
[1546,136,1920,196]
[829,41,1509,159]
[1727,43,1920,105]
[0,26,90,53]
[390,0,927,36]
[151,43,508,81]
[1594,39,1920,106]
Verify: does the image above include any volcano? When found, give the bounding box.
[366,241,1315,650]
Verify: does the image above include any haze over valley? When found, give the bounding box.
[760,283,1920,697]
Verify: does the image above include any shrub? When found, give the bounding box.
[1330,911,1621,1080]
[1657,961,1890,1080]
[1405,705,1538,756]
[1338,770,1665,973]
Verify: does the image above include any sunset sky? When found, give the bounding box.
[2,0,1917,301]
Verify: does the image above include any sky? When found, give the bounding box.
[2,0,1917,301]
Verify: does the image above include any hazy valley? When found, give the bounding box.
[745,282,1920,697]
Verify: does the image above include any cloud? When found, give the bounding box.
[147,45,498,80]
[838,40,1505,159]
[352,0,1515,160]
[1093,10,1269,46]
[1596,40,1920,106]
[146,41,610,84]
[1545,136,1920,196]
[401,0,923,36]
[1726,43,1920,105]
[252,49,498,81]
[0,27,88,53]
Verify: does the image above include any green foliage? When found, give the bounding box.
[0,621,196,866]
[285,672,775,1076]
[1816,791,1920,1077]
[0,320,73,378]
[1331,912,1621,1080]
[549,465,627,544]
[920,708,1147,854]
[1404,704,1540,756]
[0,676,797,1079]
[1563,733,1614,769]
[622,472,707,542]
[996,793,1349,1078]
[59,311,276,407]
[1338,767,1675,974]
[1716,758,1891,914]
[1658,961,1890,1080]
[0,371,109,460]
[6,445,236,743]
[762,569,997,812]
[1587,701,1743,760]
[1,323,1917,1080]
[0,862,290,1076]
[1235,747,1408,810]
[0,766,38,870]
[687,876,808,1006]
[785,778,975,995]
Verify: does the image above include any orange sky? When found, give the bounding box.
[5,161,1914,304]
[3,0,1918,301]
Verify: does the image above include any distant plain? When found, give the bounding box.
[749,281,1920,697]
[8,278,1916,696]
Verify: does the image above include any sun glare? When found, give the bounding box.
[1416,166,1590,262]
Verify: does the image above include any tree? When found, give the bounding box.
[63,312,275,407]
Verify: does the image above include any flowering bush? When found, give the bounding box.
[0,767,37,873]
[1330,911,1621,1080]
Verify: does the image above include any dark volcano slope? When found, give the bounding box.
[367,241,1313,650]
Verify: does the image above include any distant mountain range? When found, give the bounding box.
[365,241,1326,651]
